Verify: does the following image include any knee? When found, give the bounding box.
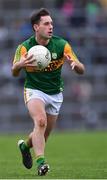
[36,115,47,128]
[39,118,47,127]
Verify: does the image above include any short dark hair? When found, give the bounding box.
[30,8,50,27]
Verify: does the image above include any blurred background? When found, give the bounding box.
[0,0,107,133]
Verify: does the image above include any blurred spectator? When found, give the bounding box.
[1,60,11,78]
[17,18,32,41]
[55,0,65,8]
[99,0,107,9]
[86,0,101,29]
[69,3,87,28]
[71,80,92,102]
[71,80,98,130]
[81,105,99,130]
[61,0,74,19]
[11,18,32,43]
[0,19,9,48]
[0,19,8,41]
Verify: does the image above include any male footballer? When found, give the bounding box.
[12,8,85,176]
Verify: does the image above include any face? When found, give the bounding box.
[34,15,53,40]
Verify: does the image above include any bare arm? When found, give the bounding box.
[64,54,85,74]
[11,53,35,77]
[70,61,85,74]
[11,61,23,77]
[64,43,85,74]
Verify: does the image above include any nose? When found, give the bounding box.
[49,23,53,30]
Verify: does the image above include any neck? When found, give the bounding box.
[35,35,50,46]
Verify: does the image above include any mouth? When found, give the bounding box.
[48,31,53,36]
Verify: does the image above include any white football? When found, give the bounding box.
[28,45,51,70]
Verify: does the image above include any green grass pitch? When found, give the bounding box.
[0,131,107,179]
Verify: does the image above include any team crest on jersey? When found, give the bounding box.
[52,53,57,59]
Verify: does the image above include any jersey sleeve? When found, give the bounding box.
[64,43,80,63]
[13,45,27,64]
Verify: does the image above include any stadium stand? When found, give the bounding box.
[0,0,107,132]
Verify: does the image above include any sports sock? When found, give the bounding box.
[36,156,45,167]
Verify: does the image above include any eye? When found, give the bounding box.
[45,22,49,25]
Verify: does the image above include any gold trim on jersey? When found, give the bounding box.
[64,43,79,63]
[25,57,64,72]
[13,45,27,64]
[13,42,80,73]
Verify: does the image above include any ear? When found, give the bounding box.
[33,24,38,32]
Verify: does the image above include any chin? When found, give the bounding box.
[48,35,52,38]
[43,34,52,40]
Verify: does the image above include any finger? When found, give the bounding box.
[71,62,76,70]
[25,58,36,64]
[28,58,36,63]
[71,65,75,70]
[23,53,32,60]
[64,53,74,64]
[64,53,67,59]
[26,64,38,69]
[26,64,35,66]
[24,52,28,58]
[64,53,70,60]
[27,54,34,60]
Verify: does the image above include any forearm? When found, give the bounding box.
[74,62,85,74]
[11,62,22,77]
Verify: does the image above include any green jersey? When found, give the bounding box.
[13,35,78,94]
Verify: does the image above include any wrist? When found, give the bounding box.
[74,63,85,74]
[16,61,23,70]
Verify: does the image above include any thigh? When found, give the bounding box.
[47,113,58,129]
[27,98,47,124]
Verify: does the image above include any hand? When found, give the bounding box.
[19,53,36,68]
[64,53,85,74]
[64,53,77,70]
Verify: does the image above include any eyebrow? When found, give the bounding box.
[44,20,53,24]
